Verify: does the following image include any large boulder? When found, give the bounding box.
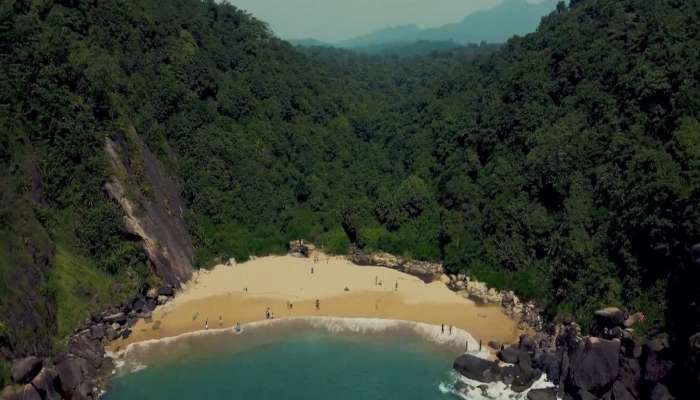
[30,368,60,400]
[617,356,641,398]
[594,307,626,328]
[519,335,536,354]
[533,349,563,384]
[643,348,673,382]
[649,383,674,400]
[67,333,105,369]
[102,312,126,325]
[568,337,620,396]
[453,354,502,383]
[498,346,520,364]
[3,384,42,400]
[10,356,43,384]
[157,285,175,297]
[527,388,557,400]
[55,357,89,394]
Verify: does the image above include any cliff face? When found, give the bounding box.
[103,129,194,287]
[0,156,56,358]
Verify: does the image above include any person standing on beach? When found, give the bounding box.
[441,324,444,334]
[315,299,320,310]
[205,319,209,330]
[449,325,453,335]
[395,281,398,291]
[219,315,222,327]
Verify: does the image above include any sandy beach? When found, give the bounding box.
[110,253,522,351]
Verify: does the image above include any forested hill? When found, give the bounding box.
[1,0,700,394]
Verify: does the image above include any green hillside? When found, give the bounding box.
[1,0,699,393]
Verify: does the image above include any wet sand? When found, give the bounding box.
[110,254,522,351]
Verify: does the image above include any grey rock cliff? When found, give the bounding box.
[103,129,194,287]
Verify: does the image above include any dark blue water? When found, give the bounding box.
[106,330,459,400]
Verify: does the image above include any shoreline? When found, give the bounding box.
[109,316,492,367]
[110,253,523,352]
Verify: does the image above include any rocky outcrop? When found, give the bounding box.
[453,354,502,382]
[1,282,177,399]
[289,240,316,257]
[10,357,42,384]
[104,129,194,287]
[454,307,680,400]
[348,246,443,282]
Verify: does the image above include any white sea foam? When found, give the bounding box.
[442,370,558,400]
[113,316,489,359]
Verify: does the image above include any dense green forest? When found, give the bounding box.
[1,0,700,389]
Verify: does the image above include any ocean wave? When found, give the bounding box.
[111,316,490,364]
[440,370,557,400]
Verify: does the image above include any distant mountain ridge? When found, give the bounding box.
[295,0,559,50]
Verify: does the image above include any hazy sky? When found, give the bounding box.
[227,0,546,42]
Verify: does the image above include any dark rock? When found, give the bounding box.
[89,324,105,341]
[519,335,536,354]
[575,388,597,400]
[453,354,501,383]
[500,365,517,385]
[617,356,641,398]
[602,381,636,400]
[569,338,620,396]
[488,340,501,350]
[3,384,42,400]
[643,348,673,382]
[607,327,624,340]
[512,352,542,393]
[689,332,700,353]
[649,383,674,400]
[347,245,372,265]
[120,328,132,340]
[691,243,700,266]
[527,388,557,400]
[132,297,146,313]
[67,334,104,369]
[498,346,520,364]
[533,350,563,384]
[55,357,87,393]
[512,368,542,392]
[105,325,119,341]
[30,367,60,400]
[594,307,626,328]
[145,298,157,311]
[157,285,174,297]
[10,356,43,384]
[102,312,127,325]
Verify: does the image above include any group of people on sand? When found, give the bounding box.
[440,324,483,352]
[373,276,399,291]
[265,307,275,320]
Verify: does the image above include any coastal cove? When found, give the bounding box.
[110,252,522,351]
[105,318,549,400]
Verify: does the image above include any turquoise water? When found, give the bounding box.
[106,326,461,400]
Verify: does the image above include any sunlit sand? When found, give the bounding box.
[110,253,522,351]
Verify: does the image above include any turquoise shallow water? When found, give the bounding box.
[105,326,461,400]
